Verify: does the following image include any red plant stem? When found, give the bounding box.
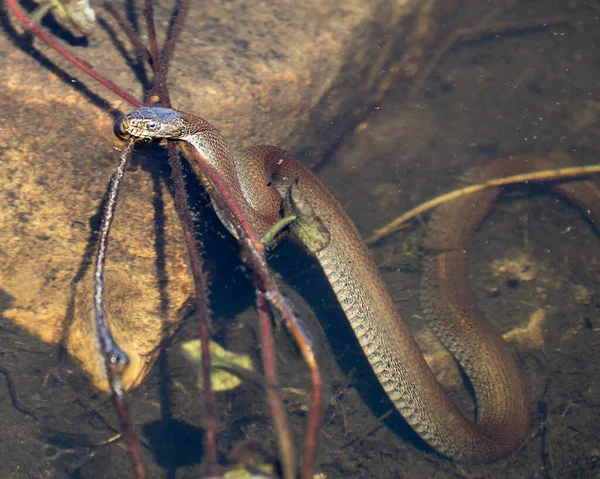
[142,0,160,67]
[250,239,323,479]
[166,142,218,475]
[256,288,297,479]
[93,143,132,366]
[103,0,153,68]
[158,0,190,77]
[107,362,148,479]
[179,144,261,246]
[181,143,323,478]
[93,140,148,478]
[6,0,142,107]
[150,0,190,103]
[151,6,216,469]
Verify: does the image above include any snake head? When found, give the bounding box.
[115,107,186,141]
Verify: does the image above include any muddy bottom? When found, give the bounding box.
[2,0,600,478]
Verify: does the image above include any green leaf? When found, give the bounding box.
[181,340,254,392]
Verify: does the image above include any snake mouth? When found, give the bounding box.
[113,115,132,140]
[127,127,154,139]
[113,115,155,141]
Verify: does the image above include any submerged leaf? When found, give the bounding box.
[181,340,254,392]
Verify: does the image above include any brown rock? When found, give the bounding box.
[0,90,193,390]
[0,0,424,389]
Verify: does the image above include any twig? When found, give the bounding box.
[0,368,38,421]
[159,0,189,67]
[89,432,123,447]
[256,290,297,479]
[142,0,160,67]
[166,141,218,475]
[93,140,148,478]
[103,0,153,67]
[149,0,190,104]
[366,163,600,245]
[109,371,148,479]
[145,0,216,470]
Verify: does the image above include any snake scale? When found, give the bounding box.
[116,107,600,462]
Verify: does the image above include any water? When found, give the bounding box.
[1,0,599,477]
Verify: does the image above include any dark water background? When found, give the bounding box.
[1,0,600,478]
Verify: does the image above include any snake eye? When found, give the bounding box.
[146,121,158,130]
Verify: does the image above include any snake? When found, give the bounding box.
[115,106,600,462]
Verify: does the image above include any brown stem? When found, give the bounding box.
[149,3,216,471]
[103,0,153,68]
[92,140,147,478]
[107,361,148,479]
[249,240,322,479]
[166,142,218,475]
[150,0,190,104]
[158,0,190,75]
[0,368,38,421]
[142,0,160,67]
[256,289,297,479]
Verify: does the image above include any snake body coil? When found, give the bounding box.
[116,107,600,462]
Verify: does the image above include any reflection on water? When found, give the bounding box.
[2,0,600,477]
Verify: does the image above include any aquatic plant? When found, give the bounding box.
[5,1,322,477]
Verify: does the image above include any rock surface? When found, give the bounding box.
[0,0,424,389]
